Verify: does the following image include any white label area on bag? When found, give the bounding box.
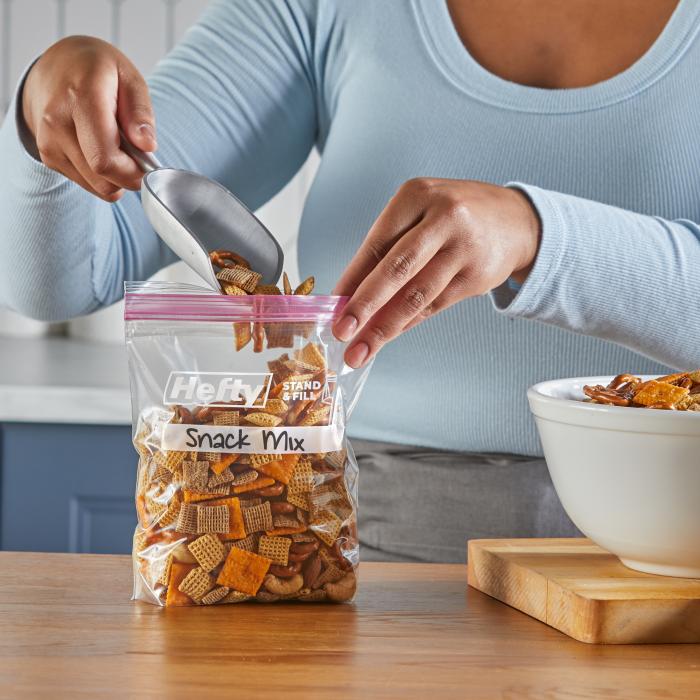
[161,423,343,454]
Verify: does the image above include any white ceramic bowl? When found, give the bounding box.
[528,376,700,578]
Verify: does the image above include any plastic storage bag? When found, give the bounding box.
[125,282,372,605]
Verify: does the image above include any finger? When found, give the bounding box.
[40,148,122,202]
[71,75,144,191]
[333,216,444,342]
[117,59,157,152]
[333,179,434,297]
[35,123,123,201]
[401,276,469,333]
[343,251,462,367]
[61,131,125,201]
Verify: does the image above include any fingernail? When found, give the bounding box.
[137,123,157,147]
[334,314,358,341]
[345,342,369,368]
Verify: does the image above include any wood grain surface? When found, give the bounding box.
[467,538,700,644]
[1,551,699,699]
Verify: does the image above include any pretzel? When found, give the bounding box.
[583,370,700,410]
[209,249,251,270]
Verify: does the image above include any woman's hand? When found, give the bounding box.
[332,178,541,367]
[22,36,157,202]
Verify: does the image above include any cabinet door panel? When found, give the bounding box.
[1,423,136,553]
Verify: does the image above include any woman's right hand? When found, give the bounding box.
[22,35,157,202]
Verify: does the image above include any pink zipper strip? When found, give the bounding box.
[124,292,348,322]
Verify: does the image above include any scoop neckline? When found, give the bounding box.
[411,0,700,114]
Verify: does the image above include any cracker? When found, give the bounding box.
[234,322,252,351]
[291,532,317,543]
[150,463,173,485]
[175,503,199,534]
[265,323,295,349]
[261,398,288,415]
[133,530,148,553]
[258,535,291,566]
[253,457,296,485]
[221,282,247,296]
[230,533,259,552]
[309,484,342,511]
[633,380,688,407]
[222,590,252,603]
[310,509,343,546]
[183,460,209,491]
[254,284,282,295]
[295,342,326,370]
[315,562,345,587]
[188,534,226,571]
[285,359,320,374]
[197,505,230,534]
[209,453,239,476]
[250,454,277,468]
[233,477,274,494]
[216,548,271,595]
[158,494,181,528]
[216,264,261,293]
[286,490,309,510]
[156,553,174,587]
[156,450,188,474]
[289,458,314,494]
[213,411,241,427]
[179,566,214,602]
[299,405,331,426]
[243,501,273,533]
[201,586,230,605]
[232,469,259,486]
[272,514,300,529]
[183,487,229,503]
[165,562,197,607]
[208,468,236,487]
[202,496,246,540]
[324,449,347,471]
[239,498,262,509]
[244,412,283,428]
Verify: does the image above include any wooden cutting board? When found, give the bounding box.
[467,538,700,644]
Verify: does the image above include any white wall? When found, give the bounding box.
[0,0,316,342]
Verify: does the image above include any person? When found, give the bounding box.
[1,0,697,562]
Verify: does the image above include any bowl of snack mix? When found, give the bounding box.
[528,372,700,578]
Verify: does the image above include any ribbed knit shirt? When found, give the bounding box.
[1,0,700,456]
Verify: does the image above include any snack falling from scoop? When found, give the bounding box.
[583,371,700,410]
[209,249,315,352]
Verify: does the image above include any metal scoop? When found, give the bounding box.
[121,138,284,290]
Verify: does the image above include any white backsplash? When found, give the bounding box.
[0,0,315,343]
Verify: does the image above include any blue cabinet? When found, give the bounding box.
[0,423,136,554]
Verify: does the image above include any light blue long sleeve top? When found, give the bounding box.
[2,0,700,456]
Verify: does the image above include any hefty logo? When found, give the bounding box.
[163,371,273,408]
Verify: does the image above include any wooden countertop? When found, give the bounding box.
[1,552,699,699]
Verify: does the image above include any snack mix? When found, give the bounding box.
[583,371,700,410]
[127,250,363,606]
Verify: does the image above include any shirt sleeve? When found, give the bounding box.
[491,183,700,370]
[0,0,320,321]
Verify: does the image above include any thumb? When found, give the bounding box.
[117,63,157,152]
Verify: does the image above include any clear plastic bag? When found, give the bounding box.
[124,282,372,606]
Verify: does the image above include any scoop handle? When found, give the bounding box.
[119,131,163,173]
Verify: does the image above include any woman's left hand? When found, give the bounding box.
[332,178,541,367]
